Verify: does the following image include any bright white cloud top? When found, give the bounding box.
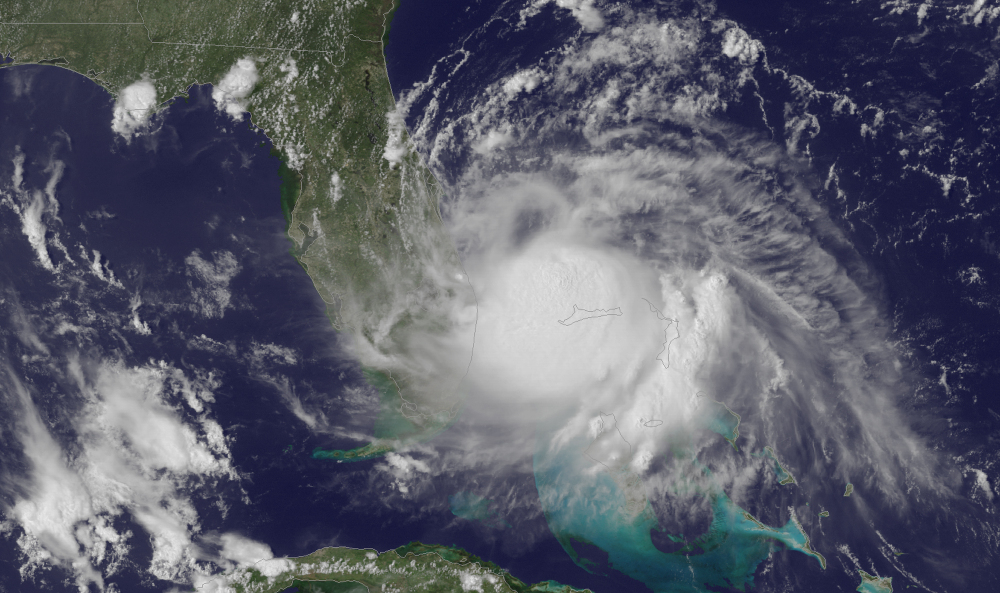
[111,78,158,140]
[213,58,259,120]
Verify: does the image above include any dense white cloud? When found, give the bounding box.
[721,27,764,65]
[111,79,158,140]
[213,58,259,120]
[219,533,274,566]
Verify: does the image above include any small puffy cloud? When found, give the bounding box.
[11,145,25,189]
[282,143,307,171]
[384,452,431,475]
[8,374,101,590]
[966,0,1000,25]
[213,58,259,120]
[111,78,158,140]
[249,342,298,366]
[18,189,56,271]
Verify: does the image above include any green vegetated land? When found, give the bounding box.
[220,543,592,593]
[0,0,474,444]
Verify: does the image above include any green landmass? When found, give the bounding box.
[1,0,476,454]
[284,580,368,593]
[209,543,591,593]
[379,0,401,49]
[856,570,893,593]
[818,510,829,518]
[272,145,303,232]
[844,483,855,497]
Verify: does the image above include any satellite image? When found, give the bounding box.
[0,0,998,592]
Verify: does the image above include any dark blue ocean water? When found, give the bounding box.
[712,0,1000,432]
[386,0,574,102]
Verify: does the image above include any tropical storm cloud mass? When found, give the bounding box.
[377,0,998,590]
[1,0,1000,592]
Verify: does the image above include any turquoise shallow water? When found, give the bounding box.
[449,491,510,529]
[533,423,825,592]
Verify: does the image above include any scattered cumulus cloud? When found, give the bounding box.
[966,0,1000,25]
[459,571,485,592]
[129,293,152,335]
[972,468,993,500]
[185,250,241,319]
[249,342,298,366]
